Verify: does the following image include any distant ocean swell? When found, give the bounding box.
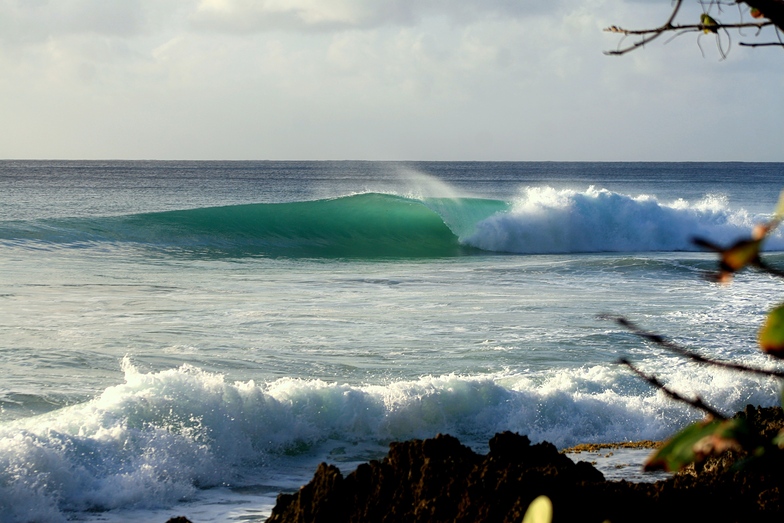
[1,358,778,522]
[0,187,780,257]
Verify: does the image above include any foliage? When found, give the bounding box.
[644,416,752,472]
[613,191,784,473]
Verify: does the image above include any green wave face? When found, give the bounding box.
[3,193,508,259]
[137,193,465,258]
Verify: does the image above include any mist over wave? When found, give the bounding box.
[464,186,783,254]
[0,358,778,522]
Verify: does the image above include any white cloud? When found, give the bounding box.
[0,0,150,44]
[0,0,781,160]
[189,0,563,33]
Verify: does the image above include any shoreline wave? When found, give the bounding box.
[0,358,778,522]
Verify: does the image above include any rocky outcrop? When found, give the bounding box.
[265,406,784,523]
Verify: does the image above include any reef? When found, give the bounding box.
[167,405,784,523]
[169,405,784,523]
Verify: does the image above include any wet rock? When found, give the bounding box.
[266,406,784,523]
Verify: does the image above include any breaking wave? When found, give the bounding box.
[0,357,777,522]
[1,188,779,257]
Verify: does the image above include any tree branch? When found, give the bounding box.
[618,358,728,419]
[606,21,771,37]
[756,258,784,279]
[605,0,784,55]
[600,314,784,379]
[743,0,784,32]
[605,0,685,55]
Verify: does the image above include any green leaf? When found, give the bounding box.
[781,386,784,410]
[759,304,784,359]
[773,189,784,221]
[692,236,763,283]
[722,238,763,272]
[700,13,719,33]
[522,495,552,523]
[644,418,749,472]
[751,191,784,239]
[773,429,784,449]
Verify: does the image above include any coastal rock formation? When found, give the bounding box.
[265,406,784,523]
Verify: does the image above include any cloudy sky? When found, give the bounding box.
[1,0,782,161]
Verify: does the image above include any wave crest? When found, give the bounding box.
[464,186,778,254]
[0,358,778,521]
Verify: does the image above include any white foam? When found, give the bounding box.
[464,186,783,254]
[0,355,778,522]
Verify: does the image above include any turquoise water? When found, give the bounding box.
[0,161,783,522]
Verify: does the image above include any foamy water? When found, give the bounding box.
[464,186,776,253]
[1,161,783,522]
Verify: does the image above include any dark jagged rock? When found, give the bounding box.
[266,406,784,523]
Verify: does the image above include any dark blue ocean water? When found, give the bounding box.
[1,161,780,220]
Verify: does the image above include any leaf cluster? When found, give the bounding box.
[610,191,784,473]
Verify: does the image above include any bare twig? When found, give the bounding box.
[604,0,779,55]
[718,26,732,57]
[606,20,771,37]
[605,0,685,55]
[664,28,700,45]
[739,40,784,45]
[756,258,784,278]
[618,358,728,419]
[600,314,784,379]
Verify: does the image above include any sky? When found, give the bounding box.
[1,0,782,161]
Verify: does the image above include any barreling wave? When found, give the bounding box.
[0,194,505,258]
[0,358,778,522]
[0,188,780,257]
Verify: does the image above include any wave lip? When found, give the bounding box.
[464,186,779,254]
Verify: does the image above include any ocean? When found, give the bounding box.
[1,161,783,522]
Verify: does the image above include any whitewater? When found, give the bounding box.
[1,161,783,522]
